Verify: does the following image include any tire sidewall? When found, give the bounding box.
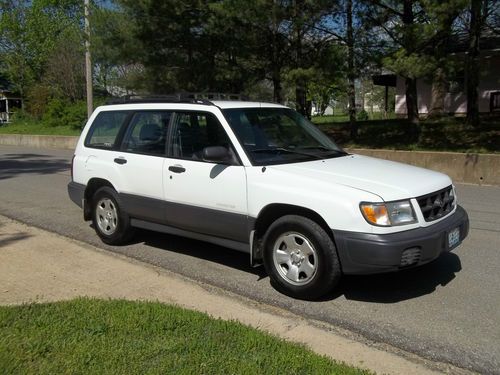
[91,187,131,245]
[263,215,340,300]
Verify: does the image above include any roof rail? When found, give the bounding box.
[105,94,214,106]
[185,92,248,101]
[105,92,248,105]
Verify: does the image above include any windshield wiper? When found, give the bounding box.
[297,146,349,156]
[251,147,323,159]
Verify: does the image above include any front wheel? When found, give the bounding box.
[92,186,134,245]
[262,215,341,300]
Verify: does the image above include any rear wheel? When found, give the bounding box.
[263,215,341,300]
[92,187,134,245]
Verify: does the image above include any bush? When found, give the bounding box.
[42,99,88,130]
[357,109,369,121]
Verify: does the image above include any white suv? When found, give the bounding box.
[68,97,469,299]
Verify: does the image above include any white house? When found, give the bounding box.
[0,77,22,123]
[380,33,500,117]
[395,54,500,116]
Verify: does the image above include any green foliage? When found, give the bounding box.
[42,99,87,129]
[318,116,500,153]
[357,109,369,121]
[383,51,435,80]
[0,298,368,375]
[0,116,81,135]
[0,0,83,96]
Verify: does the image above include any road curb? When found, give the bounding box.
[0,134,78,150]
[0,134,498,186]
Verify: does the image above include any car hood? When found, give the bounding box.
[269,154,452,201]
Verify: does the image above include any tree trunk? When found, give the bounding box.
[346,0,357,138]
[294,0,307,116]
[429,4,459,119]
[273,73,282,104]
[402,0,419,123]
[429,67,447,118]
[466,0,482,126]
[405,77,419,124]
[271,2,282,104]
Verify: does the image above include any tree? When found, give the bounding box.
[465,0,489,126]
[361,1,442,123]
[420,0,467,117]
[210,0,293,102]
[0,0,83,98]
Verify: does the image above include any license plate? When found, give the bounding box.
[448,227,460,250]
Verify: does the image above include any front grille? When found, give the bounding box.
[416,185,455,222]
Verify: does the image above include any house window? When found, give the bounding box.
[490,92,500,112]
[448,71,465,94]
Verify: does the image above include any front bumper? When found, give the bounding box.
[333,205,469,275]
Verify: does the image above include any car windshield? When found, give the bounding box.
[222,107,346,165]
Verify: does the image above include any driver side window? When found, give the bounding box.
[171,112,232,160]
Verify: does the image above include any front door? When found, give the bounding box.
[163,110,249,243]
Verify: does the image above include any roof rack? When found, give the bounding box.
[105,94,213,106]
[105,92,248,105]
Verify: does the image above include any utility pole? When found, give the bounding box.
[346,0,357,139]
[84,0,93,119]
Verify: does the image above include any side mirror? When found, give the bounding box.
[202,146,231,163]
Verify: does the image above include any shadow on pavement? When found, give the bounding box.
[121,228,268,279]
[127,227,461,302]
[0,232,33,248]
[325,252,462,303]
[0,153,69,180]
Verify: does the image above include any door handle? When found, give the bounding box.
[114,157,127,165]
[168,165,186,173]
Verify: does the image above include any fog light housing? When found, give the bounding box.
[400,247,421,267]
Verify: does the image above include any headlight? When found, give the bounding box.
[360,200,417,226]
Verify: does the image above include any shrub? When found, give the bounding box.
[42,99,87,130]
[357,109,369,121]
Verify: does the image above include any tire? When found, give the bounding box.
[262,215,341,300]
[91,186,135,245]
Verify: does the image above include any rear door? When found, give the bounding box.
[115,110,172,222]
[163,110,249,243]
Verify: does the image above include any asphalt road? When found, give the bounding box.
[0,145,499,374]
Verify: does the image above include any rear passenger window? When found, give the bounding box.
[86,111,128,149]
[122,111,171,156]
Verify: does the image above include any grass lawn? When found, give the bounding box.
[0,298,368,374]
[311,113,396,124]
[0,119,80,136]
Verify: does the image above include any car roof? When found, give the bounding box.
[98,100,289,112]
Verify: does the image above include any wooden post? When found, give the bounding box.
[84,0,93,119]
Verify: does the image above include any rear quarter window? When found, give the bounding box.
[85,111,128,149]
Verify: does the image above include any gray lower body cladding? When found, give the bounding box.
[333,206,469,274]
[67,182,251,248]
[67,181,85,208]
[69,182,470,274]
